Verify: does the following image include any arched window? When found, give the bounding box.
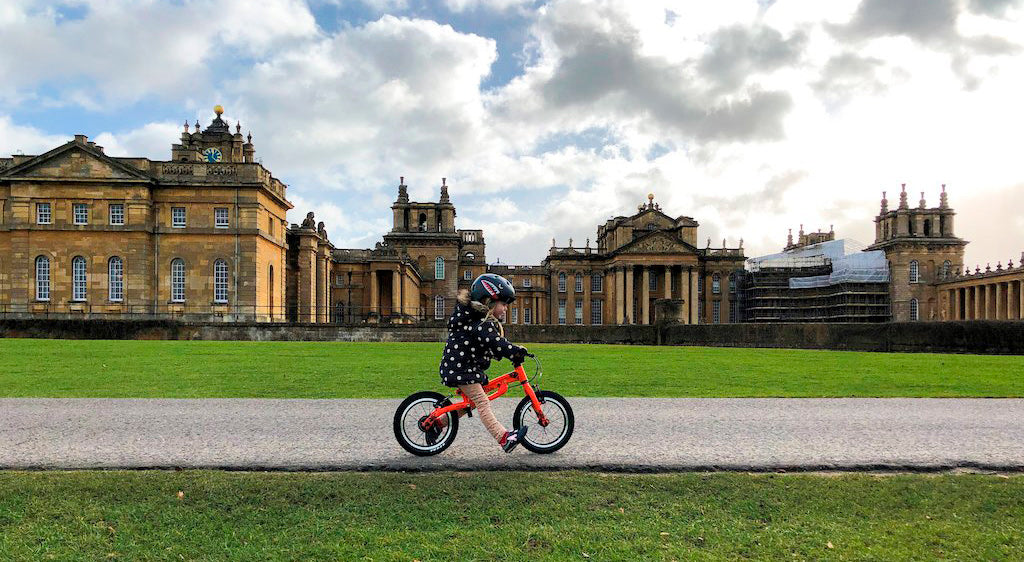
[941,260,951,279]
[35,256,50,301]
[214,259,229,303]
[575,273,583,292]
[108,257,124,302]
[434,295,445,319]
[910,298,919,321]
[558,272,567,292]
[712,273,721,294]
[434,257,445,279]
[909,260,920,283]
[72,256,87,301]
[465,252,475,261]
[171,258,185,302]
[418,213,427,231]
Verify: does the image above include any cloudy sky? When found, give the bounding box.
[1,0,1022,268]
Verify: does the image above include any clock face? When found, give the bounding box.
[202,147,223,163]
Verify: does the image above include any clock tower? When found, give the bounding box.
[171,105,255,163]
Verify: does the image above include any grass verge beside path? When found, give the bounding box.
[1,339,1023,398]
[1,471,1021,560]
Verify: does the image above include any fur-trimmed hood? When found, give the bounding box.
[457,288,490,316]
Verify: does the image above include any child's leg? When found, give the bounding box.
[458,383,507,442]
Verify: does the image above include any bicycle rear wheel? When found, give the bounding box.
[513,390,574,454]
[393,391,459,456]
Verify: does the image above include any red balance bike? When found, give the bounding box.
[394,354,574,456]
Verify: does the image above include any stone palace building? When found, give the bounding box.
[2,106,1020,324]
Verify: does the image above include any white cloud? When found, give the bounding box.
[0,115,68,155]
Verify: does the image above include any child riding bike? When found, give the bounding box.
[432,273,530,453]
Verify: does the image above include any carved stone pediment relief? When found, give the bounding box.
[620,232,693,254]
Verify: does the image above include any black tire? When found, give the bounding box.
[513,391,574,454]
[393,391,459,456]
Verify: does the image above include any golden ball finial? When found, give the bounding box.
[214,105,224,116]
[648,192,654,202]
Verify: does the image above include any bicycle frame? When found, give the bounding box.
[423,363,550,428]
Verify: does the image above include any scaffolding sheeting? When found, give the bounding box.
[747,239,889,287]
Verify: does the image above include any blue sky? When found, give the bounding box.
[1,0,1023,267]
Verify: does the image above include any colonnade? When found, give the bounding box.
[946,279,1024,320]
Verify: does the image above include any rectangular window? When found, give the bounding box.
[713,301,721,324]
[214,260,229,303]
[524,307,532,324]
[523,278,532,288]
[649,272,657,291]
[215,207,229,228]
[698,300,704,323]
[109,204,125,226]
[697,276,704,294]
[464,270,472,280]
[109,258,124,302]
[575,300,583,324]
[591,299,603,325]
[434,296,445,319]
[558,298,566,325]
[36,202,51,225]
[729,301,737,323]
[72,257,87,301]
[557,274,566,293]
[670,272,676,293]
[575,275,583,293]
[35,257,50,301]
[510,308,518,324]
[268,215,274,236]
[172,207,186,228]
[73,203,88,225]
[591,273,603,292]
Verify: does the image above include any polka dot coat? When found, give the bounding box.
[439,301,526,388]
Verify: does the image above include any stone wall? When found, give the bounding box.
[1,318,1023,354]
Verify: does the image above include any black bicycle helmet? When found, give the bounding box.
[470,273,516,304]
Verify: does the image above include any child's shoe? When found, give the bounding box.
[500,426,528,453]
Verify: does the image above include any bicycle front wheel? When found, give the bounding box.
[513,390,574,454]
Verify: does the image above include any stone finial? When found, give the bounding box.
[236,121,241,134]
[997,261,1003,271]
[184,120,190,132]
[1009,259,1015,269]
[439,178,450,204]
[301,211,315,229]
[551,238,556,247]
[706,237,711,248]
[247,131,253,144]
[830,224,834,233]
[739,238,744,248]
[586,237,590,248]
[986,263,991,272]
[899,183,908,209]
[881,191,888,213]
[787,228,793,246]
[939,184,949,208]
[722,238,726,248]
[976,265,981,274]
[919,192,926,209]
[397,176,409,202]
[569,237,573,247]
[194,120,201,130]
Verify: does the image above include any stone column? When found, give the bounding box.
[987,283,996,319]
[996,282,1005,320]
[689,267,698,324]
[1006,281,1016,320]
[392,268,402,322]
[1019,280,1024,320]
[614,268,624,325]
[663,265,672,299]
[974,285,982,320]
[676,267,687,322]
[369,270,379,319]
[722,274,732,324]
[953,288,961,321]
[625,265,634,324]
[641,266,650,325]
[583,269,592,325]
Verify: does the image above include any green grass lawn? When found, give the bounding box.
[0,339,1022,398]
[0,471,1020,560]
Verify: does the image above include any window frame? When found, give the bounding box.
[214,259,229,304]
[523,278,532,288]
[36,202,52,225]
[109,203,125,226]
[35,255,51,301]
[434,295,445,319]
[591,273,603,292]
[215,207,230,229]
[557,272,566,293]
[73,203,89,225]
[909,260,920,284]
[649,272,657,291]
[591,299,603,325]
[557,298,566,325]
[712,300,721,324]
[910,298,920,321]
[108,256,124,302]
[72,256,88,301]
[464,270,472,281]
[574,299,583,324]
[171,258,186,302]
[510,307,518,324]
[434,257,445,280]
[575,273,583,293]
[524,307,532,324]
[712,273,721,294]
[171,207,186,228]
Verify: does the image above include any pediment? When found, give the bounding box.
[615,231,697,255]
[1,141,152,182]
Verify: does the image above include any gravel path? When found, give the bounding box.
[2,398,1023,471]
